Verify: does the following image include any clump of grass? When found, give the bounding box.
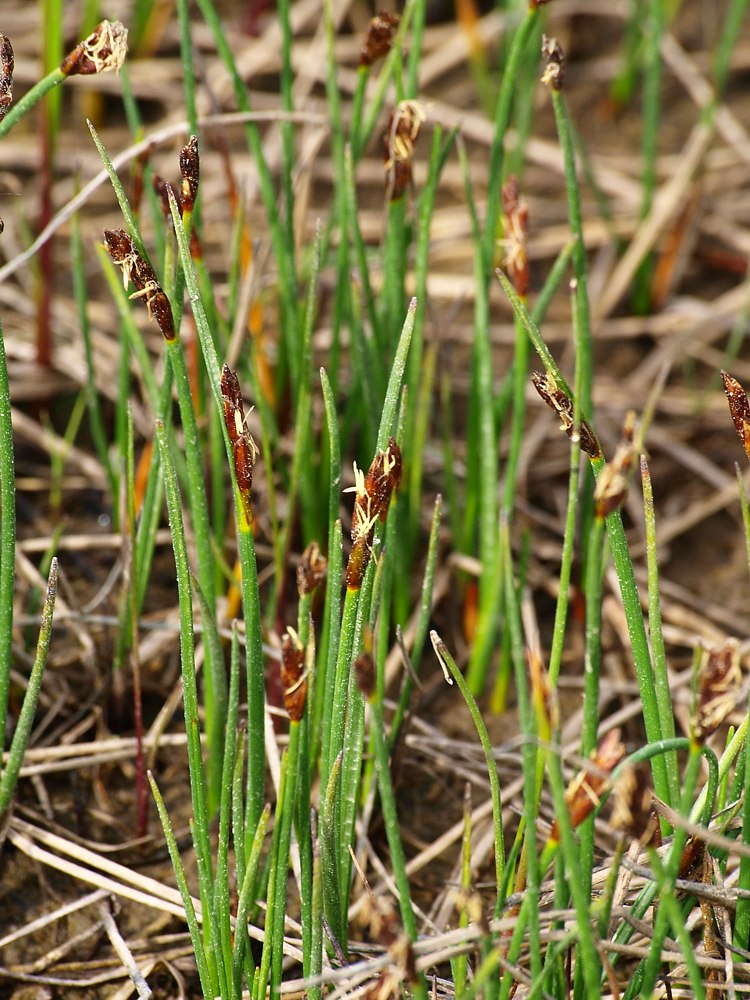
[4,2,750,998]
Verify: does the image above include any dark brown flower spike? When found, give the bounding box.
[594,411,637,519]
[501,176,529,298]
[383,101,426,201]
[180,136,200,214]
[280,628,307,723]
[530,369,601,459]
[220,364,258,524]
[722,371,750,462]
[0,35,14,122]
[103,229,174,340]
[541,35,565,90]
[297,541,327,597]
[360,12,400,67]
[551,728,625,841]
[60,20,128,77]
[345,438,403,590]
[610,762,657,845]
[693,639,741,742]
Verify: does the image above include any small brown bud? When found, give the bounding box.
[541,35,565,90]
[551,728,625,841]
[722,371,750,462]
[500,176,529,298]
[383,101,426,201]
[360,12,400,67]
[220,364,258,523]
[354,650,376,700]
[103,229,174,339]
[151,174,174,219]
[610,763,657,845]
[60,20,128,77]
[180,136,200,214]
[280,628,307,723]
[297,541,327,597]
[693,640,741,742]
[0,35,14,122]
[594,411,637,519]
[530,370,601,459]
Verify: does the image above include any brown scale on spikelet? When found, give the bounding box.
[500,176,529,298]
[297,541,327,597]
[280,628,307,723]
[692,639,741,742]
[60,20,127,77]
[220,364,259,524]
[540,35,565,90]
[594,411,637,519]
[360,12,400,67]
[345,439,403,590]
[180,136,200,213]
[530,370,600,459]
[383,101,426,201]
[550,728,625,841]
[103,229,174,340]
[722,370,750,462]
[0,35,14,122]
[610,762,657,845]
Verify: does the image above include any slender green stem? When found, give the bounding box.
[0,560,58,813]
[0,318,16,750]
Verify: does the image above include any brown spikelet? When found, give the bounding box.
[594,411,637,519]
[354,651,376,700]
[360,12,400,67]
[693,640,741,742]
[530,370,601,459]
[610,763,657,845]
[345,439,402,590]
[541,34,565,90]
[220,364,258,523]
[280,628,307,723]
[551,728,625,841]
[180,136,200,213]
[383,101,426,201]
[0,35,14,122]
[60,20,128,77]
[103,229,174,339]
[297,541,327,597]
[721,371,750,462]
[501,176,529,298]
[527,649,557,742]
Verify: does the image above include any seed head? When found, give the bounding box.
[220,364,259,523]
[693,639,742,742]
[383,101,426,201]
[594,411,636,519]
[103,229,174,339]
[60,20,128,77]
[500,176,529,298]
[360,12,400,67]
[280,628,307,723]
[541,35,565,90]
[0,34,14,122]
[722,370,750,462]
[551,728,625,841]
[610,763,657,845]
[180,135,200,213]
[530,370,601,459]
[297,541,327,597]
